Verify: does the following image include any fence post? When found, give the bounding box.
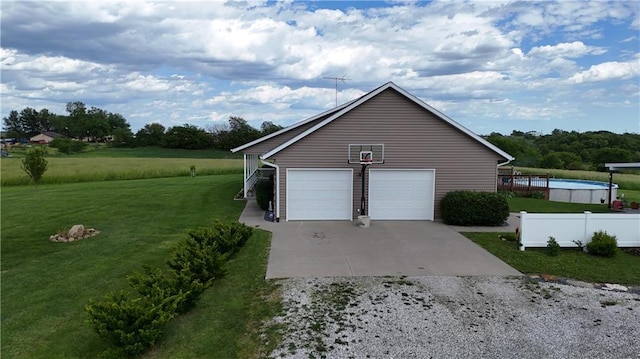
[519,211,527,251]
[583,211,592,248]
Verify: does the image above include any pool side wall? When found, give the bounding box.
[549,187,617,204]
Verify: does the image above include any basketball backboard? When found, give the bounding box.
[348,144,384,164]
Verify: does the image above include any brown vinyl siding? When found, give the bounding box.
[273,88,505,220]
[240,113,333,155]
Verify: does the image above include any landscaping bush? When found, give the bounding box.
[128,265,204,316]
[206,220,253,255]
[168,231,228,291]
[87,221,254,355]
[50,137,88,154]
[586,230,618,257]
[440,191,510,226]
[85,291,182,358]
[255,179,273,211]
[546,236,560,256]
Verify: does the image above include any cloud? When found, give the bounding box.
[0,0,638,134]
[569,60,640,83]
[528,41,606,58]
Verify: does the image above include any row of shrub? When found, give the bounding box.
[440,191,510,226]
[85,221,253,358]
[546,230,619,257]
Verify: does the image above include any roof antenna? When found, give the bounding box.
[323,75,350,107]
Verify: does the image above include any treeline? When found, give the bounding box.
[135,116,282,151]
[486,129,640,170]
[3,102,132,145]
[2,103,282,151]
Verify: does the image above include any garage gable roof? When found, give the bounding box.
[230,98,358,153]
[260,82,514,161]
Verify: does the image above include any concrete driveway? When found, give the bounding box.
[239,200,521,279]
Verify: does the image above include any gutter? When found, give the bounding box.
[260,158,280,222]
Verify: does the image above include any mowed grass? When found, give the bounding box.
[1,175,279,358]
[465,233,640,285]
[1,156,243,186]
[508,197,613,213]
[66,146,241,159]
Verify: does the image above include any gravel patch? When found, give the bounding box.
[268,276,640,359]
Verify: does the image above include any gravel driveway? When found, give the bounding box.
[268,276,640,359]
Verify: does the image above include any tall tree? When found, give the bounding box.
[2,110,23,138]
[135,123,166,146]
[260,121,283,135]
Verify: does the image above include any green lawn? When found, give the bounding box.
[466,233,640,286]
[508,197,613,213]
[1,156,242,186]
[1,175,279,358]
[5,145,242,159]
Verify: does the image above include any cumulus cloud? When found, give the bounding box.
[0,0,638,133]
[569,60,640,83]
[528,41,606,58]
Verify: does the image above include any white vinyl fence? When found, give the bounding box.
[519,211,640,251]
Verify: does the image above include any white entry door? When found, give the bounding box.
[368,169,435,220]
[286,169,353,220]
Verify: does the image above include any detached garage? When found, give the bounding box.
[232,82,513,222]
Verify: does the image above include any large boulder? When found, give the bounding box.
[68,224,85,239]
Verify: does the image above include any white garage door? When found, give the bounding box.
[286,169,353,220]
[368,169,435,220]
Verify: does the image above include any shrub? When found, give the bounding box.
[255,179,274,211]
[586,230,618,257]
[128,265,203,316]
[87,221,254,354]
[50,138,88,154]
[168,232,228,291]
[546,236,560,256]
[440,191,510,226]
[85,290,182,358]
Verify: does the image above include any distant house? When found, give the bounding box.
[232,82,514,222]
[30,132,63,144]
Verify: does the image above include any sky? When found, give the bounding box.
[1,0,639,135]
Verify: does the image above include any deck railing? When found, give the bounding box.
[498,174,550,199]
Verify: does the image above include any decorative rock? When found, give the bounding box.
[602,283,628,292]
[565,279,595,289]
[541,274,558,282]
[49,225,99,243]
[68,224,85,239]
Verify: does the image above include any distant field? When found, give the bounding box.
[516,167,640,191]
[1,156,243,186]
[5,145,242,159]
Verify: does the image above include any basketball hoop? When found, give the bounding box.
[359,150,373,164]
[348,144,384,164]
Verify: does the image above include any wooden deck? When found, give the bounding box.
[497,174,550,199]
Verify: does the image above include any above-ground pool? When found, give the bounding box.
[511,178,619,204]
[547,179,618,204]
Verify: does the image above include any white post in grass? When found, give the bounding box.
[519,211,527,251]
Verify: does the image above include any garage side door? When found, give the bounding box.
[368,169,435,220]
[286,169,353,220]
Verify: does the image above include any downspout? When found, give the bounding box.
[260,158,280,222]
[243,154,247,198]
[496,158,513,191]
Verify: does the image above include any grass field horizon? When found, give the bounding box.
[1,146,243,186]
